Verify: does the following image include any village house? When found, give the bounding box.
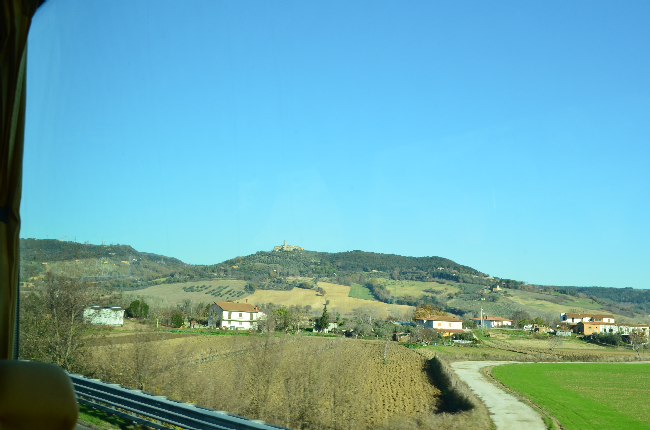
[575,321,649,336]
[313,320,338,333]
[83,305,124,326]
[470,315,513,328]
[208,301,264,330]
[561,312,615,324]
[415,315,464,336]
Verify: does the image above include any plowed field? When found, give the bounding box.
[90,334,441,429]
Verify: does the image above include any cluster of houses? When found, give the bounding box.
[560,312,649,337]
[83,299,650,343]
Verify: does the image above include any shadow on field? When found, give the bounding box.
[427,356,474,413]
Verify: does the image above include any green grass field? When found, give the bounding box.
[349,283,374,300]
[378,279,460,298]
[492,363,650,430]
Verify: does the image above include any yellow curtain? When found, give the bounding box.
[1,0,44,360]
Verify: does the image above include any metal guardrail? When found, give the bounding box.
[69,373,289,430]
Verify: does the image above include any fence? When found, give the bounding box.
[69,373,289,430]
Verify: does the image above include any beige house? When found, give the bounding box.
[208,301,264,330]
[415,315,463,336]
[576,321,649,336]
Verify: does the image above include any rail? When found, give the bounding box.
[69,373,289,430]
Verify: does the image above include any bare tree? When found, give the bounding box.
[629,329,647,356]
[20,272,100,372]
[549,334,564,351]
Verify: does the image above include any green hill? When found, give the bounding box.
[18,239,650,321]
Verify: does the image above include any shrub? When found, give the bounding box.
[126,299,149,319]
[171,311,184,328]
[594,332,623,346]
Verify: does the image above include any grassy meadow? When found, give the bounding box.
[492,363,650,430]
[349,283,374,300]
[378,279,460,298]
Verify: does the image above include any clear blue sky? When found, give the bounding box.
[22,0,650,288]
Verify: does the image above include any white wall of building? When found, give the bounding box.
[84,307,124,326]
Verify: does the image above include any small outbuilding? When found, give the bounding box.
[84,305,124,326]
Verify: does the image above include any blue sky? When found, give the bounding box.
[22,0,650,288]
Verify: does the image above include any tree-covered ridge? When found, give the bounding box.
[321,250,480,276]
[20,238,183,265]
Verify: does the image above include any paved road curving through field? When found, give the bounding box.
[450,361,546,430]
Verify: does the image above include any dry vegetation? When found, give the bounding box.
[87,332,488,430]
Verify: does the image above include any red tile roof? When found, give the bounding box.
[416,315,462,322]
[213,302,258,312]
[470,316,512,322]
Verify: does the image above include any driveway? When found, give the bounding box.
[449,361,546,430]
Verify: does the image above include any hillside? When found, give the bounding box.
[19,239,650,322]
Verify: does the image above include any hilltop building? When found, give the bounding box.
[273,240,304,252]
[208,301,264,330]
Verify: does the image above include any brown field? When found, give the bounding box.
[89,333,443,430]
[247,282,414,318]
[123,281,413,318]
[123,280,248,307]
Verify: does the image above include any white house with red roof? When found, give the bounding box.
[470,315,512,328]
[208,301,264,330]
[415,315,463,335]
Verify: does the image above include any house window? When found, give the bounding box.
[239,313,242,318]
[228,312,232,319]
[239,321,242,325]
[438,323,441,327]
[448,323,451,327]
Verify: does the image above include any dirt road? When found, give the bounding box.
[450,361,546,430]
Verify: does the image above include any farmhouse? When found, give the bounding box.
[208,301,264,330]
[415,315,463,335]
[575,321,649,336]
[84,305,124,326]
[561,312,615,324]
[470,315,512,328]
[313,320,338,333]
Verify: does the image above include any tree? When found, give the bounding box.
[413,304,445,321]
[374,321,394,339]
[510,310,531,327]
[316,305,330,331]
[272,306,293,331]
[629,329,647,356]
[549,335,564,351]
[126,299,149,319]
[171,310,184,328]
[19,272,98,372]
